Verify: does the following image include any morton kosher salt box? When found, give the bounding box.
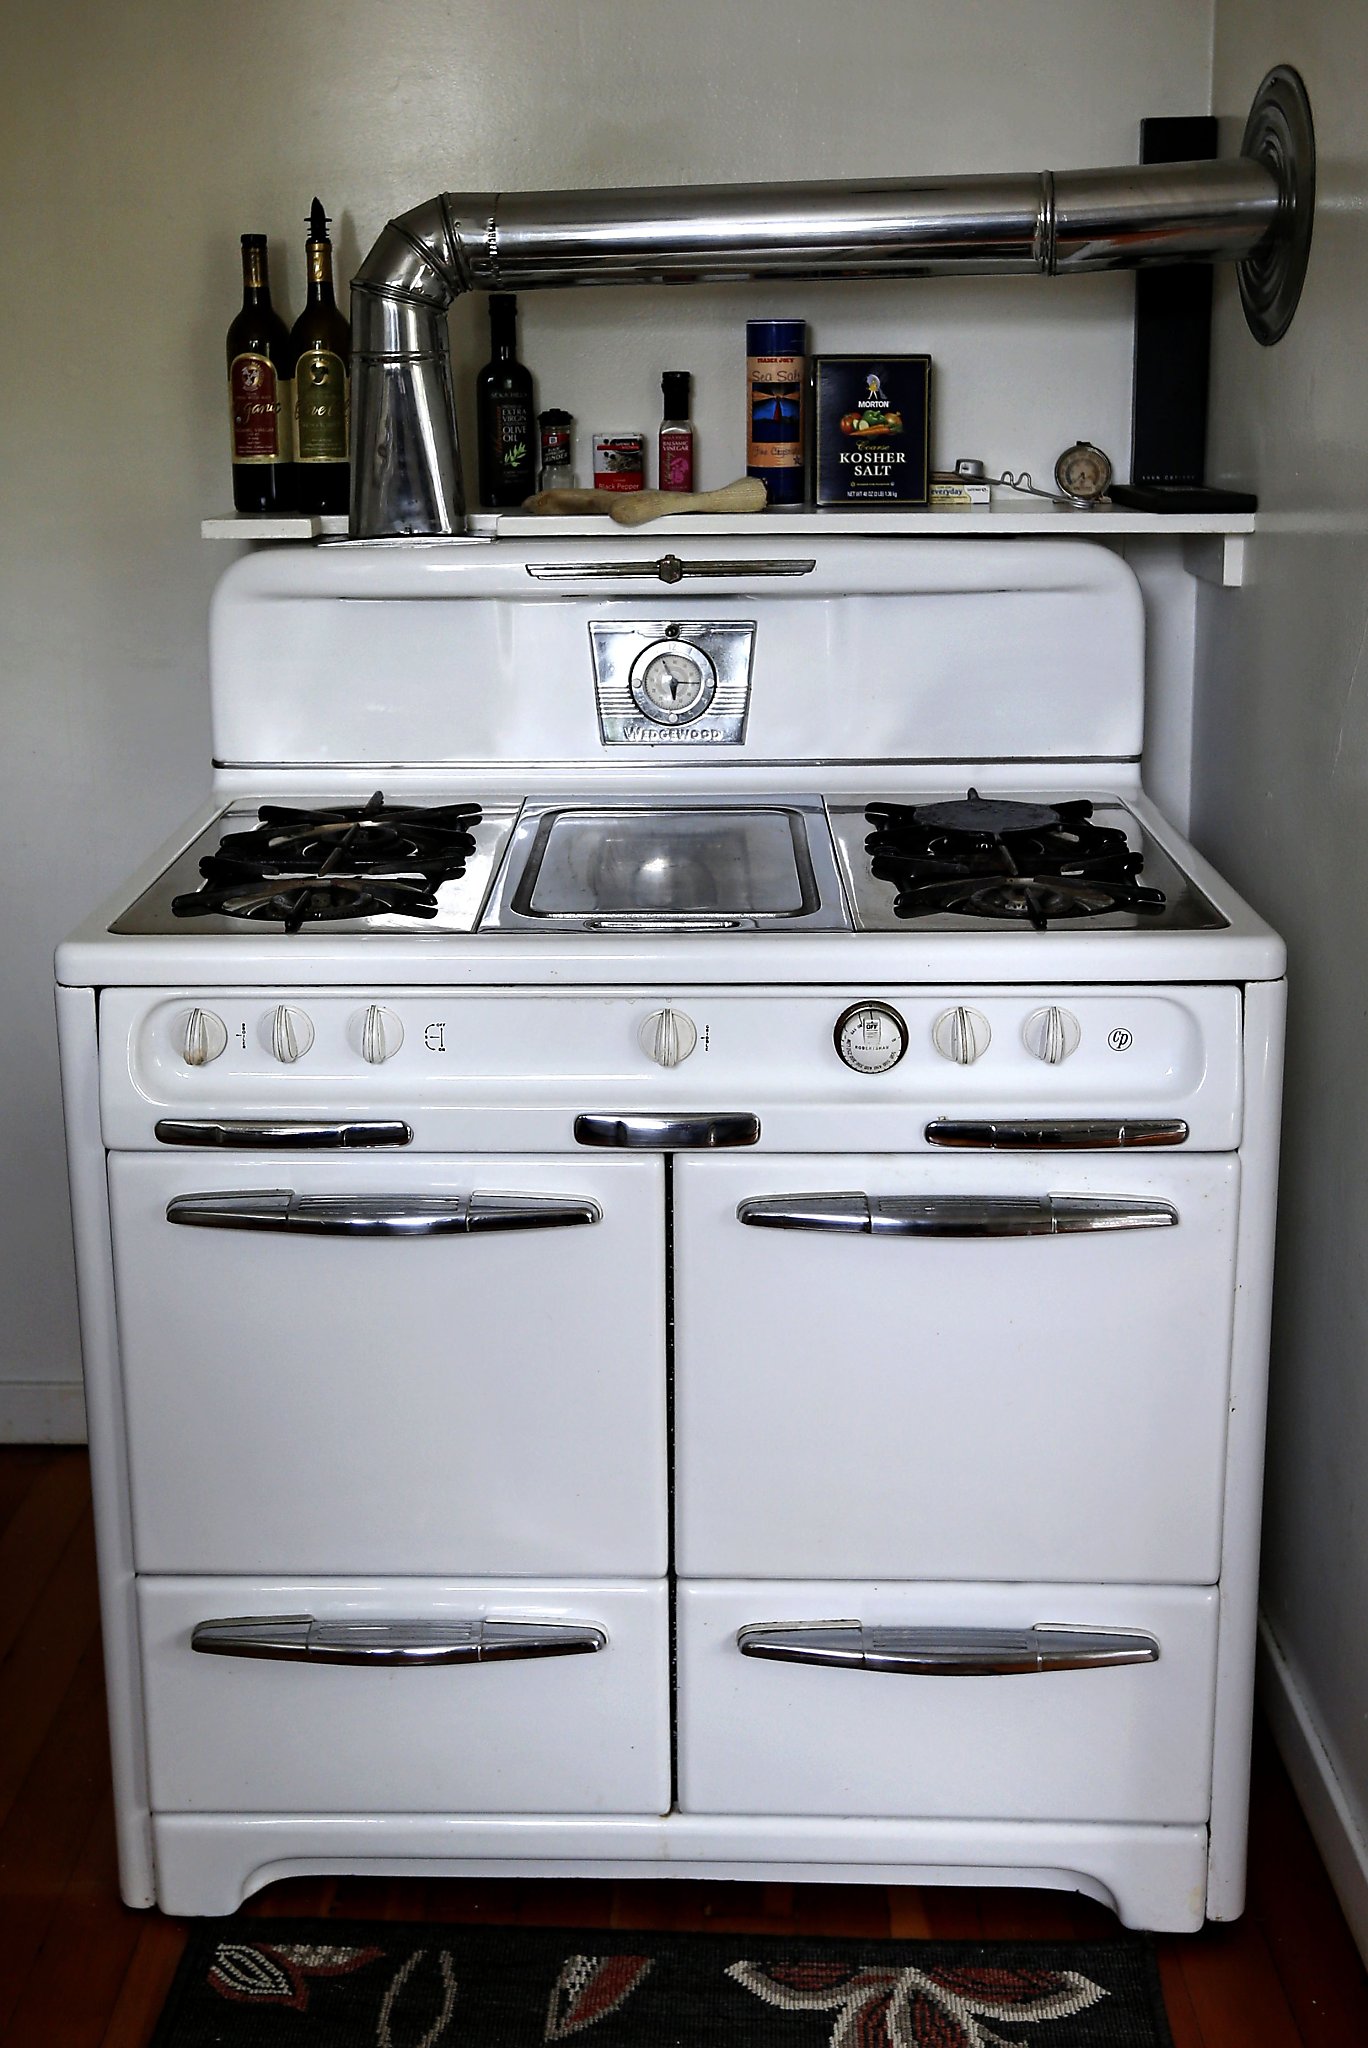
[813,354,931,507]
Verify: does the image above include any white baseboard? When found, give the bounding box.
[1259,1612,1368,1964]
[0,1380,87,1443]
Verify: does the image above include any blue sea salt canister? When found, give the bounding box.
[746,318,807,505]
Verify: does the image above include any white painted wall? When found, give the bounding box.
[1,0,1214,1435]
[1199,0,1368,1955]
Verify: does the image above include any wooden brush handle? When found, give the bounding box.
[520,487,620,515]
[609,478,768,525]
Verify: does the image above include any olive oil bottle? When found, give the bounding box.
[226,235,294,513]
[289,199,351,515]
[476,293,536,506]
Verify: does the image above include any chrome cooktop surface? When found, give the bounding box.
[109,792,1225,937]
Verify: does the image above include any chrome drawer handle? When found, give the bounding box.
[191,1615,607,1665]
[736,1622,1159,1674]
[166,1190,602,1235]
[736,1193,1177,1235]
[575,1111,760,1149]
[155,1119,413,1149]
[526,555,815,583]
[926,1118,1190,1150]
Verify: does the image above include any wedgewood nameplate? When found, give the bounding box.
[590,621,756,746]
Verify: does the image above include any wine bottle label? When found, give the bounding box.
[229,354,289,463]
[493,397,531,476]
[295,349,349,463]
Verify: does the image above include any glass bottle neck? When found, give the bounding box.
[240,246,270,305]
[306,241,335,307]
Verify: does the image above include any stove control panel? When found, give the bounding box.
[101,986,1245,1154]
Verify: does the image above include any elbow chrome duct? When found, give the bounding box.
[349,64,1313,540]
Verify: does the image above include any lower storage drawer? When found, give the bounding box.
[676,1580,1218,1825]
[138,1577,670,1815]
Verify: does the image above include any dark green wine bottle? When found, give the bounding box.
[476,294,536,506]
[289,199,351,516]
[226,235,294,513]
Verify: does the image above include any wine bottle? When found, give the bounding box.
[226,234,294,513]
[290,198,351,515]
[476,293,536,506]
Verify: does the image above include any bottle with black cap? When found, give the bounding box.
[226,234,294,513]
[476,294,536,506]
[659,371,695,491]
[289,199,351,515]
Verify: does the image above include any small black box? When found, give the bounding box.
[813,354,931,507]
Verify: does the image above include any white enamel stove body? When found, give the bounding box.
[56,538,1285,1929]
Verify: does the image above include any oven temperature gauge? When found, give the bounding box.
[834,1002,909,1075]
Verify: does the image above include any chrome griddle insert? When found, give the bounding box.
[480,796,850,932]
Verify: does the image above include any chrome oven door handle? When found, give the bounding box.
[155,1119,414,1149]
[191,1615,608,1665]
[736,1621,1159,1674]
[165,1191,603,1235]
[575,1111,761,1149]
[925,1118,1190,1149]
[736,1193,1177,1235]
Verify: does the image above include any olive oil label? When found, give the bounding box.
[295,349,349,462]
[229,353,288,462]
[493,397,531,476]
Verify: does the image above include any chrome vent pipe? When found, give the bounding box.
[350,65,1313,540]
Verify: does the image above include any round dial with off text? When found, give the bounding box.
[834,1001,909,1074]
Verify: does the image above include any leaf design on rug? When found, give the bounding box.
[207,1940,382,2009]
[377,1948,458,2047]
[545,1954,655,2038]
[727,1958,1106,2048]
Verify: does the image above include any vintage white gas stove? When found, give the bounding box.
[56,536,1284,1930]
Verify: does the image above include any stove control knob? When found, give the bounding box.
[179,1007,227,1068]
[268,1004,314,1065]
[1023,1005,1082,1065]
[639,1007,698,1068]
[932,1005,992,1066]
[356,1004,404,1065]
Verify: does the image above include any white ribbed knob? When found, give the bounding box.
[269,1004,314,1064]
[359,1004,404,1065]
[931,1005,992,1066]
[638,1006,698,1068]
[1023,1005,1081,1064]
[180,1007,227,1068]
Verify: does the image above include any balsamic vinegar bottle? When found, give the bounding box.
[476,293,536,506]
[289,198,351,515]
[226,234,294,513]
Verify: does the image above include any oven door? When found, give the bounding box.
[109,1152,666,1576]
[674,1151,1239,1584]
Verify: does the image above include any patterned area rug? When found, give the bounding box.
[149,1920,1175,2046]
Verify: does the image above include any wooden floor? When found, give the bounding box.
[2,1448,1365,2047]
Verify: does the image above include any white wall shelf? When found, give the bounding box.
[201,506,1255,586]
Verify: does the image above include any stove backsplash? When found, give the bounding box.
[209,536,1144,771]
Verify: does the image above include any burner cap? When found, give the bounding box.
[912,795,1063,837]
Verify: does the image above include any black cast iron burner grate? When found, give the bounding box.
[171,792,481,933]
[864,789,1166,931]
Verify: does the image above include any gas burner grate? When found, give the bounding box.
[863,789,1166,931]
[171,793,482,932]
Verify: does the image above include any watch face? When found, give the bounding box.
[1054,441,1112,503]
